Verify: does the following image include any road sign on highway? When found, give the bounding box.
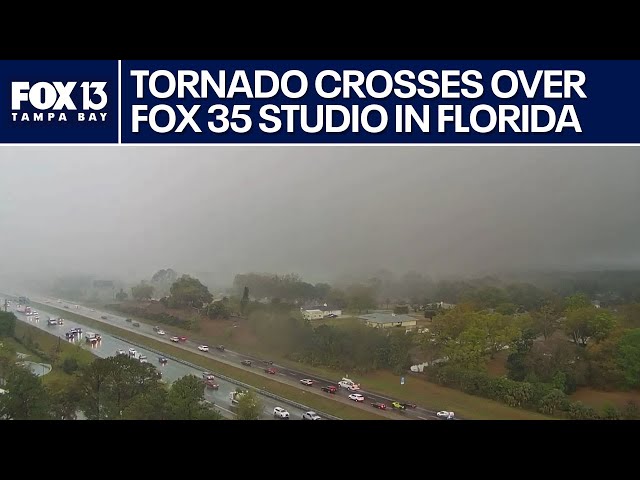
[401,376,405,385]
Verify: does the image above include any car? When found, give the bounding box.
[391,401,406,410]
[273,407,290,419]
[348,393,365,402]
[300,379,314,386]
[128,348,137,356]
[101,315,108,320]
[57,318,64,325]
[202,372,215,381]
[116,349,126,355]
[132,322,140,327]
[205,379,219,390]
[321,385,337,394]
[157,330,165,335]
[178,336,187,342]
[170,336,179,342]
[264,360,274,365]
[216,345,225,351]
[326,313,338,318]
[437,411,455,419]
[138,355,148,363]
[241,360,252,366]
[302,411,321,420]
[401,402,417,409]
[265,367,276,374]
[198,345,209,352]
[371,402,387,410]
[71,327,82,334]
[153,326,160,332]
[125,318,132,322]
[158,356,168,364]
[90,309,96,312]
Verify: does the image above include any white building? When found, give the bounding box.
[302,309,324,320]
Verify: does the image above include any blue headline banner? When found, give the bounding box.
[1,60,639,143]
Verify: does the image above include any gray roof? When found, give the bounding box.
[359,313,416,324]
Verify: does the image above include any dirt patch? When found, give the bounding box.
[486,351,509,378]
[571,388,640,409]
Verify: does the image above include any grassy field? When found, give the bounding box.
[571,388,640,410]
[31,302,385,420]
[12,321,95,385]
[268,356,552,420]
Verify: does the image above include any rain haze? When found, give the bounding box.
[1,146,639,288]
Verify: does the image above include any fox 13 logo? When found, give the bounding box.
[11,81,108,123]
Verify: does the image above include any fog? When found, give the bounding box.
[1,146,639,288]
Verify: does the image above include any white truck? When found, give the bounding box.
[229,390,247,405]
[338,377,361,391]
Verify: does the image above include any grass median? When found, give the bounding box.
[12,321,95,385]
[31,302,385,420]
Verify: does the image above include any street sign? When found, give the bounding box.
[401,376,405,385]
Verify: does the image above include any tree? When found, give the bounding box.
[131,282,154,301]
[0,366,50,419]
[76,355,161,420]
[0,311,16,337]
[0,341,17,383]
[564,293,591,312]
[616,328,640,389]
[167,374,220,420]
[532,303,559,340]
[61,356,79,374]
[115,288,128,301]
[46,376,80,420]
[346,284,376,313]
[393,305,409,314]
[168,275,213,309]
[564,307,616,346]
[240,286,250,315]
[314,283,332,301]
[235,389,263,420]
[122,386,169,420]
[207,301,230,319]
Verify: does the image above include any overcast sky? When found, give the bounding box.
[0,146,639,286]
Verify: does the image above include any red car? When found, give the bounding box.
[321,385,337,394]
[205,379,219,390]
[265,367,277,374]
[371,402,387,410]
[178,336,187,342]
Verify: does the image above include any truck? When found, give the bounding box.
[16,305,32,315]
[338,377,361,391]
[85,332,101,343]
[47,318,59,326]
[229,390,247,405]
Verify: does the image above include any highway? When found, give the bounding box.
[5,301,315,421]
[10,294,449,420]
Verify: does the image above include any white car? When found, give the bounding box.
[198,345,209,352]
[128,348,137,356]
[302,411,321,420]
[138,355,148,363]
[437,411,455,419]
[339,381,360,391]
[300,379,314,386]
[116,349,126,355]
[273,407,290,419]
[170,336,179,342]
[348,393,365,402]
[157,330,165,335]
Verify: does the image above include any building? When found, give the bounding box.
[302,309,325,320]
[359,313,417,329]
[302,304,342,318]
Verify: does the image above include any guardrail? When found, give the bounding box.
[110,334,342,420]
